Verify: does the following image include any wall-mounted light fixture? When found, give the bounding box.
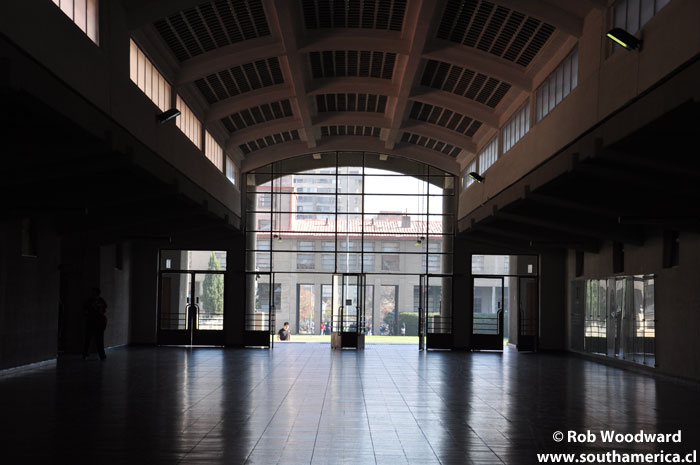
[468,172,485,183]
[415,236,425,246]
[312,153,322,160]
[606,28,642,51]
[156,108,181,123]
[379,154,388,161]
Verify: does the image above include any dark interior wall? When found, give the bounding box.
[0,1,240,217]
[225,234,246,346]
[566,232,700,381]
[0,218,60,370]
[0,215,138,369]
[100,243,131,349]
[129,242,159,345]
[539,250,566,350]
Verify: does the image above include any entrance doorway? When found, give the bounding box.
[472,276,505,350]
[158,271,225,345]
[418,274,453,350]
[470,254,539,351]
[331,274,366,348]
[244,152,456,350]
[157,250,226,346]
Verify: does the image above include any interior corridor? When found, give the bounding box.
[2,345,698,465]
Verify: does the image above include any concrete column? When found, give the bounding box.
[452,236,472,350]
[60,231,100,353]
[226,232,246,346]
[441,193,454,326]
[129,241,159,344]
[539,249,566,350]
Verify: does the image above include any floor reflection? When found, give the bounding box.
[0,344,698,464]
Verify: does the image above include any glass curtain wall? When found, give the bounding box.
[571,275,655,367]
[244,152,455,340]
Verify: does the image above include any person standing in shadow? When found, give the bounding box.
[82,287,108,360]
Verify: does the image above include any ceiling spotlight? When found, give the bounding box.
[156,108,181,123]
[379,154,388,161]
[468,172,485,183]
[606,28,642,51]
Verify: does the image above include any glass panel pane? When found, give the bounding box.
[160,273,190,330]
[194,273,224,331]
[614,1,627,29]
[322,284,333,333]
[627,0,640,33]
[427,276,452,334]
[332,275,342,332]
[644,276,655,366]
[640,0,654,26]
[297,284,316,334]
[337,214,363,233]
[336,194,363,213]
[245,274,271,331]
[473,278,503,335]
[74,0,87,32]
[160,250,227,271]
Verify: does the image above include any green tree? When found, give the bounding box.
[202,252,224,314]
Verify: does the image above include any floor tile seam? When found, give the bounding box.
[242,348,318,465]
[309,353,337,465]
[178,347,311,464]
[357,360,379,465]
[374,347,442,464]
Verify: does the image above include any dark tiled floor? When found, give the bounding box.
[1,344,699,464]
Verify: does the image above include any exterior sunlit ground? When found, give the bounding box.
[280,336,509,345]
[280,335,419,344]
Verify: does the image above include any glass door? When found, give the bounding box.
[158,271,225,346]
[472,276,504,350]
[244,272,275,347]
[425,274,452,349]
[331,274,365,349]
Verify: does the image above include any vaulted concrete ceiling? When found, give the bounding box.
[124,0,602,173]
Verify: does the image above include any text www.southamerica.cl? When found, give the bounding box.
[537,430,696,463]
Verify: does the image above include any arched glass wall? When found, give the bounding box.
[244,152,455,342]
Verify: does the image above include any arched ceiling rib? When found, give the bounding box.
[126,0,599,169]
[239,137,461,174]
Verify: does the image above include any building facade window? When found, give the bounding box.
[536,47,578,122]
[255,241,270,271]
[613,0,670,48]
[472,255,485,273]
[363,242,375,271]
[381,255,400,271]
[204,131,223,171]
[52,0,99,44]
[297,254,315,270]
[243,154,456,334]
[423,243,442,273]
[175,95,202,149]
[129,39,170,112]
[382,242,399,253]
[478,137,498,175]
[258,193,271,207]
[321,254,335,271]
[502,101,530,153]
[462,159,477,191]
[226,157,237,185]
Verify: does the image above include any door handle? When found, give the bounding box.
[193,305,199,330]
